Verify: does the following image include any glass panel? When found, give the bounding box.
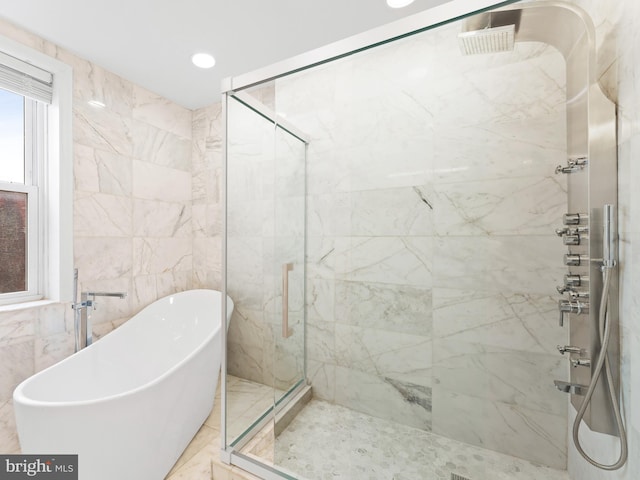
[0,190,27,293]
[269,3,568,479]
[0,88,25,183]
[272,124,306,403]
[226,95,279,446]
[225,91,308,465]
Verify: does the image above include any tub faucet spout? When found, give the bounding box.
[73,291,127,352]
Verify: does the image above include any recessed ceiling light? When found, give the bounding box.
[387,0,415,7]
[191,53,216,69]
[88,100,106,108]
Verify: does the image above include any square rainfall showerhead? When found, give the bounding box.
[458,24,515,55]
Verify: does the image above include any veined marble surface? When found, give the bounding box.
[274,399,570,480]
[257,12,570,470]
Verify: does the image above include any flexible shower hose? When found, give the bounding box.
[571,267,628,470]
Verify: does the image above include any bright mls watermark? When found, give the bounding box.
[0,455,77,479]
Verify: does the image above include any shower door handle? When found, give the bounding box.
[282,263,293,338]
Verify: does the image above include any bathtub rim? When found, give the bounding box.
[13,289,233,409]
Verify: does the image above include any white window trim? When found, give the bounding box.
[0,33,73,308]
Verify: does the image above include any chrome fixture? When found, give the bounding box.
[555,156,587,174]
[563,274,586,288]
[555,225,588,245]
[563,234,580,246]
[557,345,582,355]
[572,205,628,470]
[457,10,521,55]
[72,275,127,352]
[563,213,588,225]
[555,226,589,236]
[571,358,591,368]
[554,380,587,396]
[558,299,588,327]
[564,253,588,266]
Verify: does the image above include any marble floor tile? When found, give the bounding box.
[273,400,570,480]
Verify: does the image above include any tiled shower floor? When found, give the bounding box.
[273,400,570,480]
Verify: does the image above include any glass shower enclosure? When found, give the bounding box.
[221,0,618,478]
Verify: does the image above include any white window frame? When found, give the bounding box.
[0,34,73,308]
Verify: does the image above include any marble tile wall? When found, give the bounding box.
[272,18,569,469]
[0,19,194,411]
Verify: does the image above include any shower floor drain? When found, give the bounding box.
[451,474,471,480]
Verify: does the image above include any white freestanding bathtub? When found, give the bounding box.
[13,289,233,480]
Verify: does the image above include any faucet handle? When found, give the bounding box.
[557,345,582,355]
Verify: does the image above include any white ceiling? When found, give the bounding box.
[0,0,450,110]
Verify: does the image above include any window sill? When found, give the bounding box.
[0,298,58,313]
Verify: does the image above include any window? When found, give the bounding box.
[0,88,44,302]
[0,37,73,307]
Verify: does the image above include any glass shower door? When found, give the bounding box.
[271,124,307,407]
[225,91,307,465]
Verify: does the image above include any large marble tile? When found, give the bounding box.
[133,199,191,238]
[155,271,193,298]
[226,237,264,287]
[350,185,435,236]
[305,147,351,195]
[464,48,566,123]
[306,360,335,403]
[57,50,134,117]
[335,323,431,387]
[227,200,272,237]
[0,341,34,402]
[305,277,335,324]
[227,342,266,388]
[306,318,335,364]
[74,238,132,281]
[335,280,432,336]
[331,236,433,287]
[74,144,132,196]
[342,137,434,192]
[132,238,192,275]
[0,310,34,347]
[0,400,20,454]
[132,85,192,139]
[73,103,133,156]
[434,175,566,236]
[34,330,74,372]
[131,120,192,171]
[432,390,567,470]
[433,288,565,355]
[0,18,47,52]
[433,235,565,295]
[306,192,351,237]
[74,191,132,237]
[432,113,566,184]
[36,303,72,338]
[227,308,267,350]
[334,366,432,431]
[192,103,222,141]
[433,340,566,416]
[132,160,192,203]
